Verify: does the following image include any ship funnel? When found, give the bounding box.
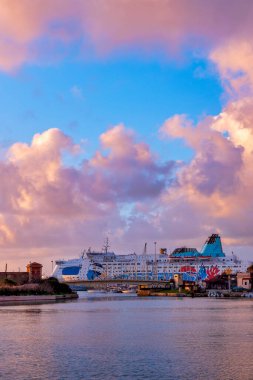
[201,234,225,257]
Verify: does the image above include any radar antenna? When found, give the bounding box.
[143,242,148,280]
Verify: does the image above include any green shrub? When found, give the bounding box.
[41,277,73,294]
[4,279,17,286]
[0,277,73,296]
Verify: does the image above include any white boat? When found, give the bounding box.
[52,234,250,283]
[122,289,137,294]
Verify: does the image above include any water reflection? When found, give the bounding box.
[0,293,253,379]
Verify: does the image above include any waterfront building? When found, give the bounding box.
[204,273,237,290]
[237,272,251,290]
[26,262,43,282]
[0,262,43,284]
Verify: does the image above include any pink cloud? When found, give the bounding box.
[1,0,253,71]
[0,126,174,260]
[210,40,253,96]
[1,117,253,270]
[87,125,174,202]
[156,94,253,249]
[161,114,244,195]
[2,1,253,270]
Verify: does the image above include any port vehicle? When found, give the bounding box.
[231,286,247,292]
[241,292,253,298]
[52,234,250,283]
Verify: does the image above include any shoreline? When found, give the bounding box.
[0,293,78,305]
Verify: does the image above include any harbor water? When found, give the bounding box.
[0,293,253,380]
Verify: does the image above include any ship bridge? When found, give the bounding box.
[170,247,201,259]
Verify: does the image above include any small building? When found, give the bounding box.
[237,272,251,290]
[205,273,237,290]
[0,262,43,285]
[26,262,43,282]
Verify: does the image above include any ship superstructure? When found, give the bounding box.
[52,234,250,283]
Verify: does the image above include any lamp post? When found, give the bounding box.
[51,260,54,274]
[154,241,157,281]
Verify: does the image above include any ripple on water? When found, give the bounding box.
[0,295,253,380]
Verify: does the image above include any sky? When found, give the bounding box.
[0,0,253,274]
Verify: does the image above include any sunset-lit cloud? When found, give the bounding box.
[161,114,244,195]
[0,126,174,256]
[1,0,253,270]
[0,0,253,71]
[159,94,253,245]
[89,125,174,201]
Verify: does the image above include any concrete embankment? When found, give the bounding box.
[137,289,252,298]
[0,293,78,304]
[137,289,188,297]
[148,292,188,297]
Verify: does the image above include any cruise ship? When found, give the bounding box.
[52,234,250,283]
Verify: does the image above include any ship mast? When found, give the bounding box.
[103,237,110,254]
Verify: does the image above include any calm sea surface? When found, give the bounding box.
[0,293,253,380]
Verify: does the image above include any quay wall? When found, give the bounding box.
[0,293,78,304]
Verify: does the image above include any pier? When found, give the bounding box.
[65,279,170,289]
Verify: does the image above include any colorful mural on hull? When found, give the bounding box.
[61,263,222,282]
[115,264,221,282]
[87,262,104,280]
[86,269,102,280]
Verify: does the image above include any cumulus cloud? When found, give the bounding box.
[2,0,253,265]
[210,40,253,96]
[1,114,253,266]
[87,125,175,202]
[1,0,253,71]
[161,114,244,195]
[0,0,69,70]
[0,126,174,256]
[157,93,253,246]
[155,19,253,246]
